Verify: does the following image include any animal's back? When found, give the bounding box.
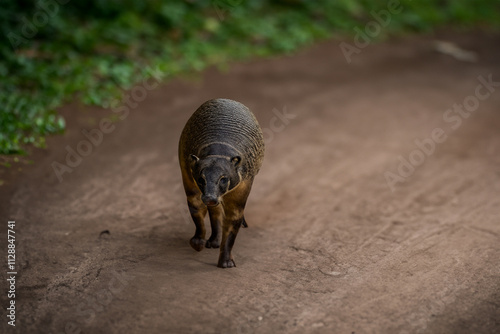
[180,98,265,178]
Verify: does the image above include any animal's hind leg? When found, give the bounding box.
[187,195,207,252]
[206,205,223,248]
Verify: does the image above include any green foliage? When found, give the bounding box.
[1,0,499,154]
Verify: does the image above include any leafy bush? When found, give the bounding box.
[1,0,499,154]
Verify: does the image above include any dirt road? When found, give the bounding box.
[1,30,499,334]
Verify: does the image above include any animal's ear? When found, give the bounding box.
[190,154,199,165]
[231,156,241,167]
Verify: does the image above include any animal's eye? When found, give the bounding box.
[220,177,228,186]
[197,177,205,186]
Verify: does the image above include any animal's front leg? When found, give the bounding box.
[218,215,243,268]
[187,195,207,252]
[217,179,253,268]
[206,205,223,248]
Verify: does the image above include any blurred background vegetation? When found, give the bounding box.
[1,0,499,154]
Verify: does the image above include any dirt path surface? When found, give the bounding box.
[1,31,500,334]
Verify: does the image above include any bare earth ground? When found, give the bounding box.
[1,30,499,334]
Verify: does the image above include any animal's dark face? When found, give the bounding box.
[190,155,241,206]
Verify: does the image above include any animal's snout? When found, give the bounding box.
[202,196,219,207]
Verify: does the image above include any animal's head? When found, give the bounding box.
[190,155,242,206]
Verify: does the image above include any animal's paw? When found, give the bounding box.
[205,238,220,249]
[217,257,236,268]
[189,237,205,252]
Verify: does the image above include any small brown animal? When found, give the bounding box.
[178,98,265,268]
